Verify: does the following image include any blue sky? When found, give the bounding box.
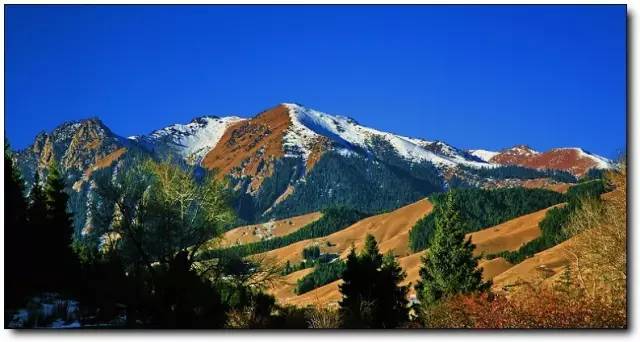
[5,5,626,158]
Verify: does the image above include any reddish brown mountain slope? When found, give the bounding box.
[490,146,608,176]
[201,105,291,192]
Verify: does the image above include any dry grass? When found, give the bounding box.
[256,199,433,265]
[561,164,626,315]
[466,205,560,256]
[220,212,322,247]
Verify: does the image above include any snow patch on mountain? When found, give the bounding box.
[469,149,499,162]
[282,103,492,169]
[130,115,245,163]
[555,147,613,170]
[507,145,540,156]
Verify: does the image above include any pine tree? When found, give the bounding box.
[339,235,409,328]
[23,170,49,295]
[27,171,48,227]
[361,234,383,267]
[378,252,409,327]
[4,139,30,307]
[42,160,79,293]
[415,191,490,306]
[4,140,26,229]
[338,246,368,327]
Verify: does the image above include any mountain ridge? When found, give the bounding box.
[11,102,613,230]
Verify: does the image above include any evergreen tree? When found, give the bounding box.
[339,235,409,328]
[415,191,490,306]
[378,252,409,327]
[4,140,26,229]
[4,140,30,307]
[339,247,369,327]
[42,160,79,293]
[27,171,48,228]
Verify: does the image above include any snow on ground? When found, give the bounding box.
[563,147,613,169]
[130,115,246,163]
[469,149,499,162]
[283,103,492,168]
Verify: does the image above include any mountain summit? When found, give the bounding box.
[12,103,613,228]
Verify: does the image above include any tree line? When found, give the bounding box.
[489,179,608,264]
[460,165,578,183]
[201,207,367,260]
[409,187,566,252]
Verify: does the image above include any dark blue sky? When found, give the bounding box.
[5,5,626,158]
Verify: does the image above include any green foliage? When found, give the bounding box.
[339,234,409,328]
[460,165,578,183]
[295,261,346,295]
[492,180,608,264]
[409,187,566,252]
[86,157,235,267]
[415,191,490,306]
[203,207,367,260]
[580,168,607,182]
[302,245,321,261]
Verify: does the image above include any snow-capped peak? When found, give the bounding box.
[282,103,491,169]
[504,144,539,156]
[553,147,613,170]
[130,115,246,164]
[468,149,499,163]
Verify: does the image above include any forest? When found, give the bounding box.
[4,139,627,328]
[408,187,566,252]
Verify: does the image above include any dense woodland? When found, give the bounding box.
[459,165,578,183]
[490,179,608,263]
[266,150,444,219]
[408,187,566,252]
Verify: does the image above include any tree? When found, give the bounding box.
[86,157,236,327]
[415,191,490,307]
[27,171,48,229]
[41,160,80,293]
[4,139,30,307]
[378,252,409,327]
[339,235,409,328]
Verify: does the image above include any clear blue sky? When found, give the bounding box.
[5,5,626,158]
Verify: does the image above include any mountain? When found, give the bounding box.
[11,102,613,229]
[478,145,612,176]
[13,118,130,185]
[468,149,500,163]
[129,115,245,164]
[198,103,494,220]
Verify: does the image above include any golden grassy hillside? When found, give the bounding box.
[220,212,322,247]
[258,199,433,265]
[270,201,559,307]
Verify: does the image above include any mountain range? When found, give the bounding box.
[11,103,613,234]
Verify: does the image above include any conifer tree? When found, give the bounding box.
[4,140,26,230]
[415,191,490,306]
[378,252,409,327]
[43,160,79,292]
[339,246,368,327]
[27,171,48,228]
[339,235,409,328]
[4,139,30,307]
